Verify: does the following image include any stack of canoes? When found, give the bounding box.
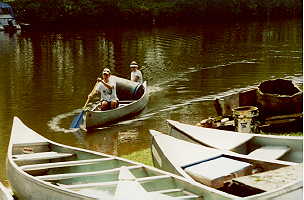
[149,129,303,199]
[8,117,246,200]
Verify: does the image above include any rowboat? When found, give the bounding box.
[7,117,241,200]
[167,120,303,163]
[149,130,302,198]
[81,76,148,130]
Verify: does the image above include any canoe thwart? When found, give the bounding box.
[59,175,172,189]
[12,151,75,162]
[248,145,291,160]
[37,165,143,181]
[184,156,252,188]
[21,157,115,171]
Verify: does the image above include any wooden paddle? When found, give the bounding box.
[70,80,99,129]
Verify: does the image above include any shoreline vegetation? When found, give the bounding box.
[7,0,303,28]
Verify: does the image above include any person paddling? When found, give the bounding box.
[88,68,119,110]
[130,61,143,83]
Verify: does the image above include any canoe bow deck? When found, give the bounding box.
[7,117,240,200]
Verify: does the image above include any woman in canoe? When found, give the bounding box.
[88,68,119,110]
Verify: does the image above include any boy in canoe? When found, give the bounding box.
[88,68,119,110]
[130,61,143,83]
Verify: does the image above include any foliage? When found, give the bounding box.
[9,0,302,25]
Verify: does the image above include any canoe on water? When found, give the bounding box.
[7,117,244,200]
[149,130,302,199]
[81,76,149,130]
[167,120,303,163]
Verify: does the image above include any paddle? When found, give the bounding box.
[70,99,89,129]
[70,81,99,129]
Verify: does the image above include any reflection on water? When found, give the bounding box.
[0,19,302,184]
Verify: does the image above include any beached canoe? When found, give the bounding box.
[149,130,302,198]
[7,117,242,200]
[81,77,148,130]
[0,182,14,200]
[167,120,303,163]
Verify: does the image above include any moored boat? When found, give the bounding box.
[167,119,303,163]
[0,3,21,32]
[149,130,302,198]
[81,76,148,130]
[7,117,240,200]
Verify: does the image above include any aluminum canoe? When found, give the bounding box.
[7,117,239,200]
[149,129,302,199]
[167,120,303,163]
[82,81,148,130]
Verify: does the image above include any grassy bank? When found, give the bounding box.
[6,0,303,26]
[121,148,153,166]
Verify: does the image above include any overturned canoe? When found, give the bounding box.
[82,77,149,130]
[167,120,303,163]
[149,130,302,198]
[7,117,240,200]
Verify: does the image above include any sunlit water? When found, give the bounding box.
[0,19,302,185]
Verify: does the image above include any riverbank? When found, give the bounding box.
[9,0,302,27]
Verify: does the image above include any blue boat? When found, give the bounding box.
[0,2,21,31]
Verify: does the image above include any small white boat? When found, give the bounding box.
[81,76,149,130]
[7,117,240,200]
[0,3,21,32]
[167,119,303,163]
[149,130,302,199]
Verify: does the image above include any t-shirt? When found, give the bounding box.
[131,70,143,83]
[96,77,118,101]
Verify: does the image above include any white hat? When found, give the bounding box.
[130,61,138,68]
[103,68,111,74]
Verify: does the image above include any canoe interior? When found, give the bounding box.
[11,140,211,199]
[150,129,298,195]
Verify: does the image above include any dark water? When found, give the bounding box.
[0,19,302,185]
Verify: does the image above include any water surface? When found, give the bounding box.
[0,19,302,185]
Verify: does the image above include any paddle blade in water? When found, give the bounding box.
[70,111,84,128]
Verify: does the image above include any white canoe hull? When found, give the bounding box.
[7,117,238,200]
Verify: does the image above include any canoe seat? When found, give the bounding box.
[248,145,291,160]
[119,100,135,104]
[184,157,252,188]
[21,157,114,171]
[12,152,75,162]
[118,100,135,108]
